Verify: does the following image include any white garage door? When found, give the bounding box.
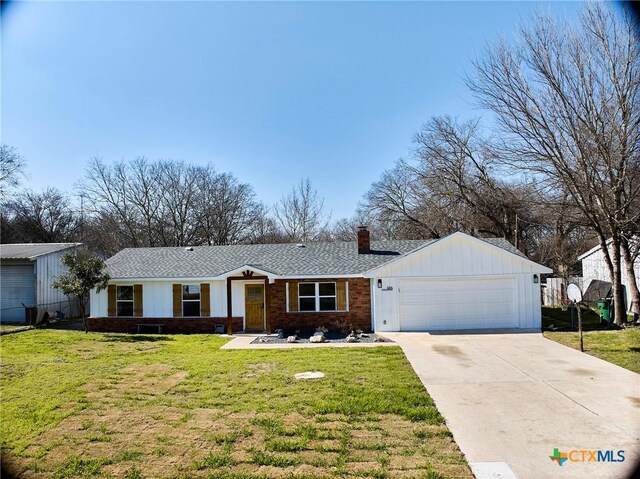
[399,277,516,331]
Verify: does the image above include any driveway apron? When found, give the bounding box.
[383,332,639,479]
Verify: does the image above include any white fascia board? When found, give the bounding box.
[212,265,279,280]
[107,277,222,283]
[577,242,607,261]
[106,273,365,283]
[460,233,553,273]
[278,274,363,279]
[27,243,83,260]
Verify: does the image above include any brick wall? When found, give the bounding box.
[86,317,243,334]
[268,278,371,333]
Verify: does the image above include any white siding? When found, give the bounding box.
[582,246,639,311]
[211,281,227,317]
[91,279,231,318]
[35,247,82,314]
[91,285,107,317]
[371,278,398,332]
[141,282,173,317]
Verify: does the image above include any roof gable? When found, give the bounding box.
[364,232,552,277]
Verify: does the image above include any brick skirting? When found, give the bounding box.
[86,317,243,334]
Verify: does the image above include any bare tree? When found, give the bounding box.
[411,116,534,242]
[81,158,144,248]
[331,218,359,242]
[0,144,26,197]
[245,206,288,244]
[154,160,201,246]
[361,117,540,246]
[525,196,591,281]
[273,178,330,242]
[467,4,640,324]
[197,172,265,245]
[2,188,79,243]
[360,161,448,239]
[80,157,269,253]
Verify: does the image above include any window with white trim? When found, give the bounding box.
[182,284,201,317]
[116,285,134,317]
[298,282,337,312]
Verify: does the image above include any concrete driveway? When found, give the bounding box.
[383,332,639,479]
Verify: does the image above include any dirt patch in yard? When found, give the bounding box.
[80,363,188,401]
[6,410,471,479]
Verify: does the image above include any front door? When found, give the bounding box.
[244,284,264,331]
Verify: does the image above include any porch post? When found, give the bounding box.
[264,278,271,334]
[226,278,233,335]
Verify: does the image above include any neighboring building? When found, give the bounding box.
[89,230,551,334]
[0,243,83,323]
[579,241,639,311]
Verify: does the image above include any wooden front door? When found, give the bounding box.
[244,284,264,330]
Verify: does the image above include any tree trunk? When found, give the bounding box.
[597,234,626,326]
[621,238,640,320]
[80,303,88,333]
[610,236,626,326]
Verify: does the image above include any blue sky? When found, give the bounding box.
[2,1,585,220]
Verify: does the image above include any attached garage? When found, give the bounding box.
[368,233,553,332]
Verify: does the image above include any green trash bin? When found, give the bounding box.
[597,299,611,323]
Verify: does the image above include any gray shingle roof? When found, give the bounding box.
[479,237,526,259]
[0,243,82,260]
[105,237,524,279]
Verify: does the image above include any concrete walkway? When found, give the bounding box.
[220,334,397,349]
[382,332,639,479]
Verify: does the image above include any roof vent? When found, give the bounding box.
[296,243,305,248]
[185,246,194,251]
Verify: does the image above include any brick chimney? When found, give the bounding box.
[357,226,370,254]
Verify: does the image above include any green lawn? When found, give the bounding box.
[542,307,640,374]
[0,330,471,479]
[0,324,32,334]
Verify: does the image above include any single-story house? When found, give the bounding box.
[579,240,639,311]
[89,229,552,334]
[0,243,83,323]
